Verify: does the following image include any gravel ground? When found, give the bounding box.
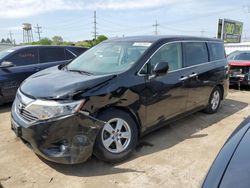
[0,89,250,188]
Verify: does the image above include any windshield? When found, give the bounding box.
[67,41,151,75]
[228,51,250,61]
[0,48,15,60]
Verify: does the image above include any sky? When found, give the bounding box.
[0,0,249,44]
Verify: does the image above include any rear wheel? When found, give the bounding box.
[93,109,138,163]
[204,86,222,114]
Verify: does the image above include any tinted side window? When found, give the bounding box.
[39,48,65,63]
[6,48,38,66]
[149,42,182,72]
[184,42,208,67]
[208,42,225,61]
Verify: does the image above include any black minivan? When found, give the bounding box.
[0,45,86,105]
[11,36,229,164]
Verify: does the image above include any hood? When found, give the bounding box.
[229,60,250,67]
[20,66,116,99]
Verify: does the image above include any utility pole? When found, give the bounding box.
[153,20,160,35]
[200,29,205,37]
[34,24,42,41]
[243,32,247,42]
[93,11,98,40]
[8,31,13,44]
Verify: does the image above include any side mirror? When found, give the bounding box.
[0,61,14,68]
[152,62,169,77]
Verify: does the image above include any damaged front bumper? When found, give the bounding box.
[229,75,250,85]
[11,107,105,164]
[229,67,250,86]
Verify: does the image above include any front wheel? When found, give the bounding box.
[204,87,222,114]
[93,109,138,163]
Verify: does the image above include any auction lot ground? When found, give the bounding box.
[0,88,250,188]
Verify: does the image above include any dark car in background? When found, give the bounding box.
[0,45,87,104]
[202,116,250,188]
[227,51,250,86]
[11,36,228,164]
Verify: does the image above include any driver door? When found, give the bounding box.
[144,42,188,128]
[0,48,38,101]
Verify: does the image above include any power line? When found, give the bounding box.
[244,5,250,13]
[45,17,93,30]
[34,24,42,40]
[152,20,160,35]
[160,7,241,26]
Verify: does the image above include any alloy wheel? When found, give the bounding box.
[101,118,131,153]
[211,90,220,110]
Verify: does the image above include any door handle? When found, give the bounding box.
[189,73,198,78]
[179,76,188,81]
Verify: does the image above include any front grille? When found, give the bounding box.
[15,94,39,123]
[230,66,249,74]
[230,77,242,82]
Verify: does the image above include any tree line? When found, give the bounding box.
[29,35,108,48]
[1,38,12,44]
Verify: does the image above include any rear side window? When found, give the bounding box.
[39,48,65,63]
[184,42,209,67]
[149,42,182,72]
[208,42,225,61]
[6,48,38,66]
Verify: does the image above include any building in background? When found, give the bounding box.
[225,42,250,55]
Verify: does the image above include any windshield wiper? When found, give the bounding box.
[68,69,93,75]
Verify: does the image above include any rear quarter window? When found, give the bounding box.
[208,42,225,61]
[183,42,209,67]
[39,47,66,63]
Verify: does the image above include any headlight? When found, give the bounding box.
[25,99,85,120]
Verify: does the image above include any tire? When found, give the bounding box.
[204,86,222,114]
[93,109,138,163]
